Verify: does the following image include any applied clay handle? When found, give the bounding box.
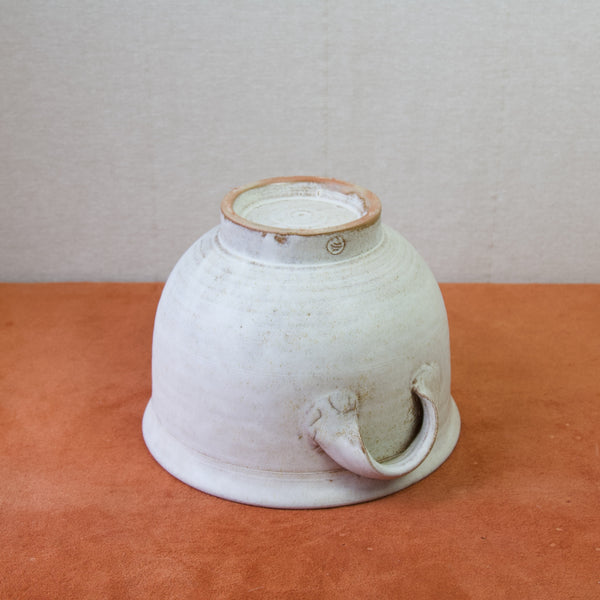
[305,363,440,480]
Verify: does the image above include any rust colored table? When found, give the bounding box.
[1,283,598,599]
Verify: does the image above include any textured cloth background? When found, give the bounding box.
[1,283,598,598]
[1,1,600,283]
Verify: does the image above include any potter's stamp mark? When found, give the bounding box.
[326,236,345,255]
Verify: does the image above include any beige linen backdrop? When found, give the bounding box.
[1,1,599,282]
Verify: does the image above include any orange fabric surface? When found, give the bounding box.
[1,283,598,599]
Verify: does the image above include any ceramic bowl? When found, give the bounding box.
[143,176,460,508]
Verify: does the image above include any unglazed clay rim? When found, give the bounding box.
[220,175,382,237]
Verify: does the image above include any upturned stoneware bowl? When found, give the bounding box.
[143,176,460,508]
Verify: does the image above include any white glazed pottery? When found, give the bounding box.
[143,176,460,508]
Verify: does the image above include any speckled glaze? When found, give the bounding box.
[143,176,460,508]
